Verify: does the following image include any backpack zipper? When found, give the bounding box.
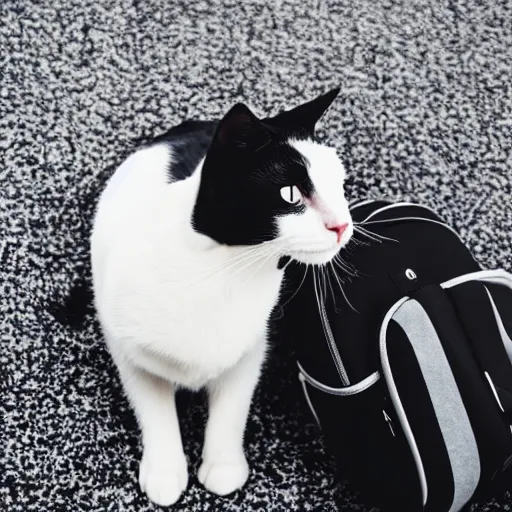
[382,409,396,437]
[312,269,351,386]
[319,300,351,386]
[298,362,380,395]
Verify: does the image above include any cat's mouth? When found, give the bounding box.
[288,246,341,266]
[288,232,353,266]
[283,224,353,266]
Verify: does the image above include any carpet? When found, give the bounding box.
[1,0,511,511]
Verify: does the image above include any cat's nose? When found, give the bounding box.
[326,223,349,243]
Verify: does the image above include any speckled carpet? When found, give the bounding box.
[1,0,511,510]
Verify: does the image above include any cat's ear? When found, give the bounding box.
[266,87,340,135]
[213,103,271,152]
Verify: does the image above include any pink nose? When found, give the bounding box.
[326,223,349,243]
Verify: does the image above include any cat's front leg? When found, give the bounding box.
[113,354,188,506]
[198,338,266,495]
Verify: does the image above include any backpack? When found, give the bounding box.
[277,199,512,512]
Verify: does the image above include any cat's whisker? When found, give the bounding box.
[354,225,398,244]
[331,257,346,279]
[229,238,299,287]
[333,254,359,278]
[353,225,383,244]
[281,256,295,272]
[324,264,337,311]
[330,261,344,290]
[350,236,370,247]
[223,253,272,285]
[321,265,331,308]
[191,245,262,273]
[235,243,282,280]
[356,225,397,243]
[194,249,261,275]
[202,237,290,273]
[312,268,327,342]
[230,244,283,282]
[318,266,327,313]
[333,265,354,282]
[315,266,340,334]
[179,246,270,288]
[279,264,308,310]
[329,262,359,314]
[318,265,324,305]
[329,262,344,310]
[240,245,283,287]
[186,235,297,287]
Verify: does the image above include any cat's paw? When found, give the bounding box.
[198,454,249,496]
[139,453,188,506]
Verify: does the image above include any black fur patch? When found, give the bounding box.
[134,91,339,247]
[192,90,340,246]
[149,120,219,182]
[194,133,311,245]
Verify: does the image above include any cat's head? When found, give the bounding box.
[193,88,353,266]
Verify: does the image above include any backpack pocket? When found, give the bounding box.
[444,271,512,424]
[381,296,481,512]
[382,276,512,512]
[298,364,425,512]
[442,272,512,499]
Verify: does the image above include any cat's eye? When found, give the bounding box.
[280,185,302,205]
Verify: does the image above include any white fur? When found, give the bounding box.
[90,139,352,505]
[278,140,353,265]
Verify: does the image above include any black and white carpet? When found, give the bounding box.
[2,1,511,510]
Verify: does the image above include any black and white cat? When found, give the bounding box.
[90,89,353,506]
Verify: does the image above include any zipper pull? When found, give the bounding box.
[383,409,396,437]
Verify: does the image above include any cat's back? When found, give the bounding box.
[93,119,217,234]
[149,120,218,182]
[91,121,218,295]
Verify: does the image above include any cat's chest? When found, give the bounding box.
[110,258,283,384]
[147,268,281,341]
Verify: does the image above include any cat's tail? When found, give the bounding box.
[49,278,95,330]
[47,188,97,330]
[47,183,98,330]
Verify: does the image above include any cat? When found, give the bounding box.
[90,88,354,506]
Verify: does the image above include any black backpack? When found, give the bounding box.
[277,199,512,512]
